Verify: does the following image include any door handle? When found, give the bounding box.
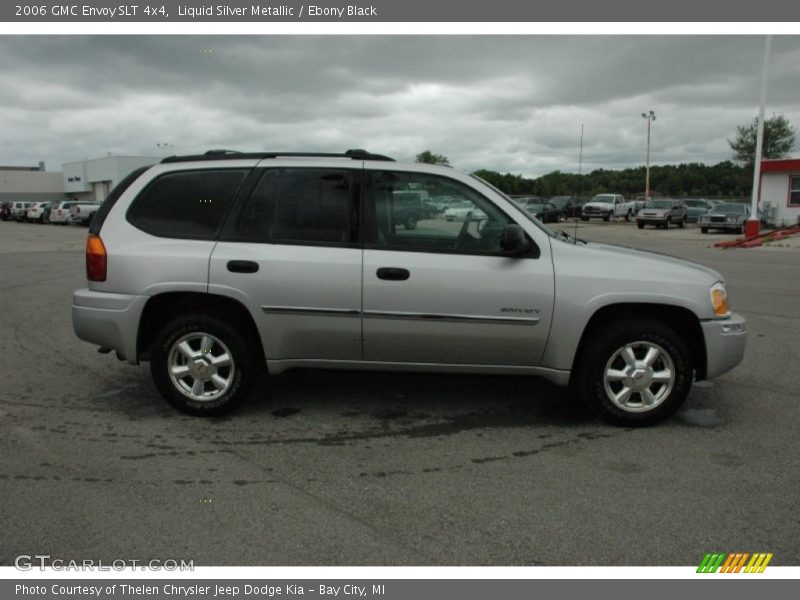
[227,260,259,274]
[376,267,410,281]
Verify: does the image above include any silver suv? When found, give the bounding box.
[72,149,747,425]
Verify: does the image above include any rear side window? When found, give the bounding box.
[231,168,356,246]
[275,169,352,244]
[127,169,248,239]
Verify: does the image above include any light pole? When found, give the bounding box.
[641,111,656,200]
[746,35,772,239]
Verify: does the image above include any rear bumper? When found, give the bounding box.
[700,312,747,380]
[72,288,148,364]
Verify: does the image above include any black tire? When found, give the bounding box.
[637,222,644,229]
[665,217,671,229]
[624,210,632,222]
[150,314,259,416]
[581,216,589,221]
[404,215,418,230]
[700,227,708,234]
[603,212,611,222]
[574,318,693,426]
[678,219,685,229]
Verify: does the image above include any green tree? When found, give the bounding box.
[728,115,796,164]
[415,150,450,166]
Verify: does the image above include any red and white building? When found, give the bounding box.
[759,158,800,227]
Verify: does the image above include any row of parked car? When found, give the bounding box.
[0,200,102,226]
[510,195,750,233]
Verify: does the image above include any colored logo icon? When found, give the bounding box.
[697,553,773,573]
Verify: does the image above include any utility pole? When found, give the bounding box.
[641,110,656,200]
[746,35,772,239]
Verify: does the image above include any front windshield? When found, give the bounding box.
[646,200,673,209]
[591,195,614,204]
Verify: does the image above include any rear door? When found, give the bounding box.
[209,162,363,362]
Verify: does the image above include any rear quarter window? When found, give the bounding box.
[127,169,249,239]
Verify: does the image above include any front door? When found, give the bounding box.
[361,169,554,366]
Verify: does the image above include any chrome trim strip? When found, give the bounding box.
[261,306,361,317]
[261,306,540,324]
[363,310,540,325]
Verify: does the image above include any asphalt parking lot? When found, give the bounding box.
[1,219,798,566]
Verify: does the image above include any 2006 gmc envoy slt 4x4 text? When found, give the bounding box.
[72,149,746,426]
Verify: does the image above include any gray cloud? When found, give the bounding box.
[0,35,798,177]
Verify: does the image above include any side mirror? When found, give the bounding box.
[500,224,531,256]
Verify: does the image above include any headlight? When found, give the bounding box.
[711,282,730,317]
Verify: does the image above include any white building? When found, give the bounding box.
[759,158,800,227]
[62,155,160,202]
[0,163,64,204]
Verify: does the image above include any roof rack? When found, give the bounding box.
[161,149,394,164]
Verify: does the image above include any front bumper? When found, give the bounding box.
[72,288,149,364]
[700,221,742,230]
[637,216,668,225]
[700,312,747,380]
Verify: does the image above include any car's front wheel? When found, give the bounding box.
[150,314,258,416]
[701,227,708,234]
[575,318,693,426]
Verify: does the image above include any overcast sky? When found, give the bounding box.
[1,35,799,178]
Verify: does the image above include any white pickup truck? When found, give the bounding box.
[69,201,102,226]
[581,194,636,222]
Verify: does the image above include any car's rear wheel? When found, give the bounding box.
[150,314,258,416]
[678,218,685,229]
[575,318,693,426]
[404,215,418,230]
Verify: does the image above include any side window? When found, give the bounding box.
[364,171,513,254]
[234,169,280,242]
[127,169,248,239]
[273,169,353,245]
[790,176,800,206]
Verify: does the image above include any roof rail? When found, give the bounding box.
[204,149,242,156]
[161,149,394,164]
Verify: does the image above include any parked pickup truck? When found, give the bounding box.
[69,201,102,226]
[581,194,636,222]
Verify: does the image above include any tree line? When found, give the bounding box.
[472,162,753,199]
[415,114,796,199]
